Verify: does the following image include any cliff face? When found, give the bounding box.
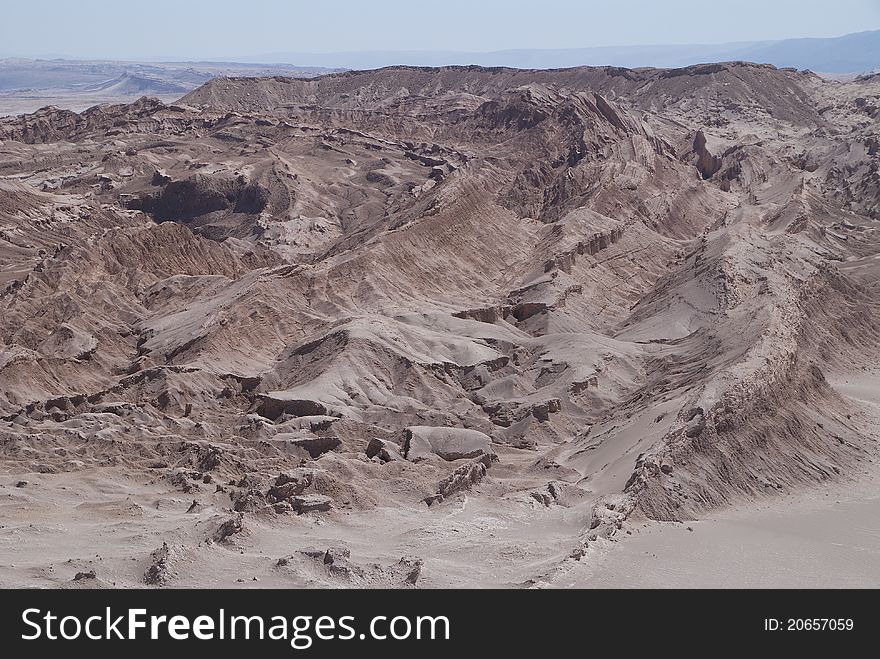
[0,62,878,587]
[693,130,723,179]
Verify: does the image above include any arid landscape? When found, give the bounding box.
[0,60,338,117]
[0,61,878,588]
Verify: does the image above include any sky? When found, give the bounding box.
[1,0,879,60]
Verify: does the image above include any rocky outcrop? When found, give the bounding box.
[289,494,333,514]
[424,454,498,506]
[287,435,342,459]
[143,542,172,586]
[593,94,630,132]
[403,427,495,462]
[255,395,334,421]
[267,469,319,502]
[366,438,404,463]
[213,515,244,542]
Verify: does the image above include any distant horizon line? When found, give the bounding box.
[2,28,877,65]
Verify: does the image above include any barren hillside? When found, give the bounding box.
[0,63,877,588]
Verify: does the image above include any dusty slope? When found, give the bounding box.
[0,63,878,588]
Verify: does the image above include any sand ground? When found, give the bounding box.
[572,369,880,589]
[573,475,879,588]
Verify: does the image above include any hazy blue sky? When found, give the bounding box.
[1,0,878,60]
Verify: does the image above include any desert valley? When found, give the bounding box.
[0,61,878,587]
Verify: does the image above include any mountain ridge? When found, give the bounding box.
[225,29,880,74]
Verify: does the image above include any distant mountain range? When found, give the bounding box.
[0,59,337,94]
[230,30,880,74]
[2,30,878,116]
[0,59,339,116]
